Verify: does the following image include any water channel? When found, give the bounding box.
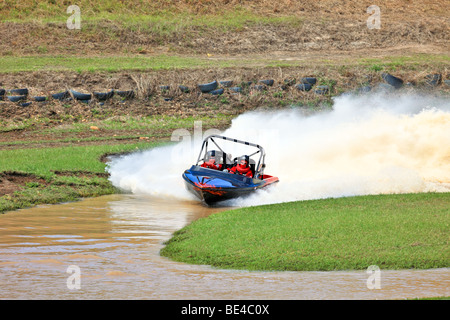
[0,194,448,300]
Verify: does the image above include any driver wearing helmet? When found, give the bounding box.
[201,150,223,170]
[229,155,253,177]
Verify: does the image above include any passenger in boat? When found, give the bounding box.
[201,150,223,170]
[228,155,253,177]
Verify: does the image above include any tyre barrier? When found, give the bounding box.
[209,88,224,95]
[315,85,329,95]
[1,73,448,109]
[381,72,403,89]
[9,88,29,96]
[52,91,70,100]
[70,90,92,101]
[93,90,115,101]
[178,85,190,93]
[252,85,265,91]
[7,95,27,102]
[259,79,274,86]
[33,96,47,102]
[301,77,317,85]
[219,80,233,87]
[295,83,312,91]
[198,80,218,93]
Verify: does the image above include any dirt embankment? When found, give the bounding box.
[1,0,449,56]
[1,1,448,124]
[0,66,448,123]
[0,0,448,139]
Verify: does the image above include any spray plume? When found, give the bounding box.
[107,91,450,207]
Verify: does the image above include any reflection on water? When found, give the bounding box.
[0,194,448,300]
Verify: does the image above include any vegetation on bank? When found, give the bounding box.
[1,0,302,26]
[0,140,162,214]
[161,192,450,272]
[1,53,448,73]
[0,112,233,214]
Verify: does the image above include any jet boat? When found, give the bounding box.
[182,135,279,205]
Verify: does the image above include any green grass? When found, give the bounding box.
[0,55,223,73]
[1,144,138,176]
[0,114,233,133]
[0,141,164,214]
[1,53,448,73]
[1,1,302,28]
[161,193,450,271]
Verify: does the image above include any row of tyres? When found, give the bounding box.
[1,73,448,107]
[0,88,135,106]
[0,77,321,106]
[168,77,330,95]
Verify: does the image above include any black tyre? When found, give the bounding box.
[93,90,115,101]
[252,85,265,91]
[33,96,47,102]
[178,85,190,93]
[259,79,274,86]
[52,91,70,100]
[381,73,403,89]
[9,88,29,96]
[301,77,317,85]
[70,90,92,100]
[7,95,26,102]
[198,80,218,93]
[295,83,312,91]
[210,88,224,95]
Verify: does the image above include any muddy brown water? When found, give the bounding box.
[0,194,448,300]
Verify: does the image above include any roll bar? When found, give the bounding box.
[195,135,266,178]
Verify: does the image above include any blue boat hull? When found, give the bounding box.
[182,165,278,205]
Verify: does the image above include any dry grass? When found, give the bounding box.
[2,0,449,19]
[1,0,448,56]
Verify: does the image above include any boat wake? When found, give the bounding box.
[107,91,450,207]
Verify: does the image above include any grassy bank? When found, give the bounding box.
[0,112,234,214]
[161,193,450,271]
[1,53,448,73]
[0,140,162,214]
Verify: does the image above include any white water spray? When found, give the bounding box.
[107,91,450,207]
